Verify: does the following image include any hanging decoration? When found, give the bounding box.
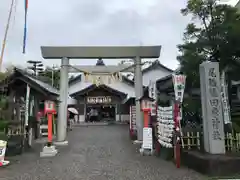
[157,106,174,148]
[22,0,28,54]
[83,72,122,86]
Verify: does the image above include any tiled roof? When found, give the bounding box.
[236,0,240,8]
[15,68,59,95]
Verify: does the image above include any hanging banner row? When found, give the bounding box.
[84,73,122,85]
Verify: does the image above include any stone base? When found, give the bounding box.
[182,150,240,176]
[53,140,68,146]
[129,130,137,140]
[133,140,142,144]
[40,145,58,157]
[139,148,154,156]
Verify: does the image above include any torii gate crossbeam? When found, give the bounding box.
[41,45,161,145]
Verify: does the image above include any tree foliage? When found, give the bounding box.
[39,66,60,89]
[177,0,240,88]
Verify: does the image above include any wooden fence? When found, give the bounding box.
[181,131,240,152]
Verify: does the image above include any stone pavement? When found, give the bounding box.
[0,125,206,180]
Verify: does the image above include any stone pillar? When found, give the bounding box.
[134,56,143,141]
[56,57,69,145]
[199,61,225,154]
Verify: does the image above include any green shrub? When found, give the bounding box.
[0,97,7,109]
[0,121,8,131]
[0,131,7,140]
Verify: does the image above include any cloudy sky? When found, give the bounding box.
[0,0,238,70]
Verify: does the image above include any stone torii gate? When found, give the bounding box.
[41,46,161,145]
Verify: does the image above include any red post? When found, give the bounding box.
[174,102,181,168]
[143,109,150,128]
[47,113,53,143]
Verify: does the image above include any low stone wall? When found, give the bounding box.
[115,114,130,122]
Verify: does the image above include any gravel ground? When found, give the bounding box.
[0,125,206,180]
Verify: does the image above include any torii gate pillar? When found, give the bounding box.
[56,57,69,145]
[41,45,161,145]
[135,56,143,141]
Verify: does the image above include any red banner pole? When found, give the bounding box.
[174,102,181,168]
[47,113,53,144]
[143,109,150,128]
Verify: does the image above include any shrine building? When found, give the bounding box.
[67,59,173,122]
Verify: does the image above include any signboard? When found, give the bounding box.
[142,127,153,150]
[44,100,56,114]
[172,74,186,103]
[200,62,225,154]
[87,96,111,104]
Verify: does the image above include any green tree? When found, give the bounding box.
[177,0,240,88]
[39,66,60,89]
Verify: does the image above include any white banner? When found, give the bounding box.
[220,72,231,124]
[25,84,30,126]
[148,80,157,116]
[172,74,186,103]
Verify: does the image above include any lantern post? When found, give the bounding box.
[40,100,58,157]
[139,96,154,155]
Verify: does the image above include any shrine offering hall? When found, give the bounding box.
[70,84,132,123]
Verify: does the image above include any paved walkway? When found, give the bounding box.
[0,125,206,180]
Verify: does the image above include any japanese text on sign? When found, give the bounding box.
[172,74,186,103]
[208,68,221,140]
[87,96,111,104]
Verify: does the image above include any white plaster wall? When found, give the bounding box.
[79,115,85,122]
[142,68,171,86]
[115,114,130,122]
[67,96,77,105]
[121,114,130,122]
[69,75,135,98]
[115,114,120,122]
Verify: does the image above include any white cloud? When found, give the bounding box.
[0,0,190,70]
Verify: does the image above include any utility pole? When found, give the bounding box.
[0,0,15,71]
[51,65,58,87]
[27,60,43,76]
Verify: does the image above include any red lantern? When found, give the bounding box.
[141,98,151,111]
[44,101,56,114]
